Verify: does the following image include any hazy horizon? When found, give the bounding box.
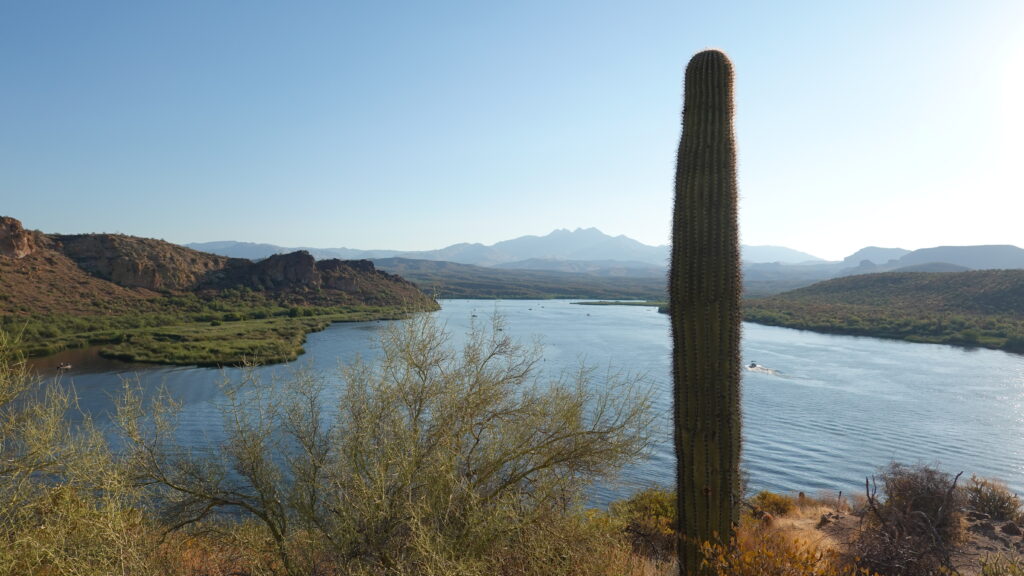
[3,1,1021,262]
[186,226,1024,265]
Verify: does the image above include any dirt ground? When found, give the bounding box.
[774,502,1024,575]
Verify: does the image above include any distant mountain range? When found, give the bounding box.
[188,228,670,268]
[744,244,1024,296]
[188,229,1024,297]
[189,228,824,269]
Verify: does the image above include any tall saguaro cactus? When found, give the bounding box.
[670,49,742,574]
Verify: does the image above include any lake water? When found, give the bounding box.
[33,299,1024,507]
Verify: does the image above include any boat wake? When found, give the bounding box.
[745,362,780,376]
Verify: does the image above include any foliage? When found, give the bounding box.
[965,475,1023,523]
[610,487,678,561]
[745,270,1024,353]
[118,314,654,575]
[751,490,797,517]
[981,555,1024,576]
[670,49,743,573]
[2,291,424,365]
[0,331,157,575]
[699,523,869,576]
[853,463,966,576]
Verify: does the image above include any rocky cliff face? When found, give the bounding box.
[0,218,156,316]
[0,216,42,259]
[202,251,319,291]
[1,216,436,315]
[201,251,433,307]
[315,258,430,306]
[53,233,232,291]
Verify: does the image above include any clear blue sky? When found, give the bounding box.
[2,1,1021,260]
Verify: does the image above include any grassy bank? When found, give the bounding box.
[742,271,1024,354]
[744,300,1024,353]
[96,308,409,366]
[2,290,434,365]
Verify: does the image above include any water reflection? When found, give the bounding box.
[24,300,1024,507]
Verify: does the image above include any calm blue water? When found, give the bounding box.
[35,300,1024,507]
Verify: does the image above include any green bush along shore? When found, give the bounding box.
[1,289,428,366]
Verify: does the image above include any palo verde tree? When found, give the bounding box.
[669,49,742,573]
[119,313,653,575]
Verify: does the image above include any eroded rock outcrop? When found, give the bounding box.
[53,234,232,291]
[201,253,433,308]
[204,251,320,291]
[0,216,41,259]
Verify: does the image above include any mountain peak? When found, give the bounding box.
[742,245,823,264]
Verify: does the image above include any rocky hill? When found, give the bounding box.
[745,270,1024,353]
[54,232,234,291]
[200,251,429,306]
[1,218,157,316]
[759,270,1024,317]
[0,216,43,258]
[1,217,436,317]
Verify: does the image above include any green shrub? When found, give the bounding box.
[1004,335,1024,353]
[750,490,796,516]
[0,330,158,575]
[965,475,1023,522]
[120,314,655,576]
[610,488,677,560]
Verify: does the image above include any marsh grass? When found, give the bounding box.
[4,294,421,366]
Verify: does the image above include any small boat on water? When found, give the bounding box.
[745,361,778,375]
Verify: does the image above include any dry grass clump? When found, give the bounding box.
[852,463,966,576]
[965,475,1024,523]
[751,490,797,516]
[981,555,1024,576]
[610,487,872,576]
[699,516,870,576]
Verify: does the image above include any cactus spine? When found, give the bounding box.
[670,49,742,573]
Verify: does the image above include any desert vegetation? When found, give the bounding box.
[744,270,1024,353]
[669,49,744,572]
[4,321,1024,574]
[0,221,440,366]
[1,289,425,365]
[0,316,675,575]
